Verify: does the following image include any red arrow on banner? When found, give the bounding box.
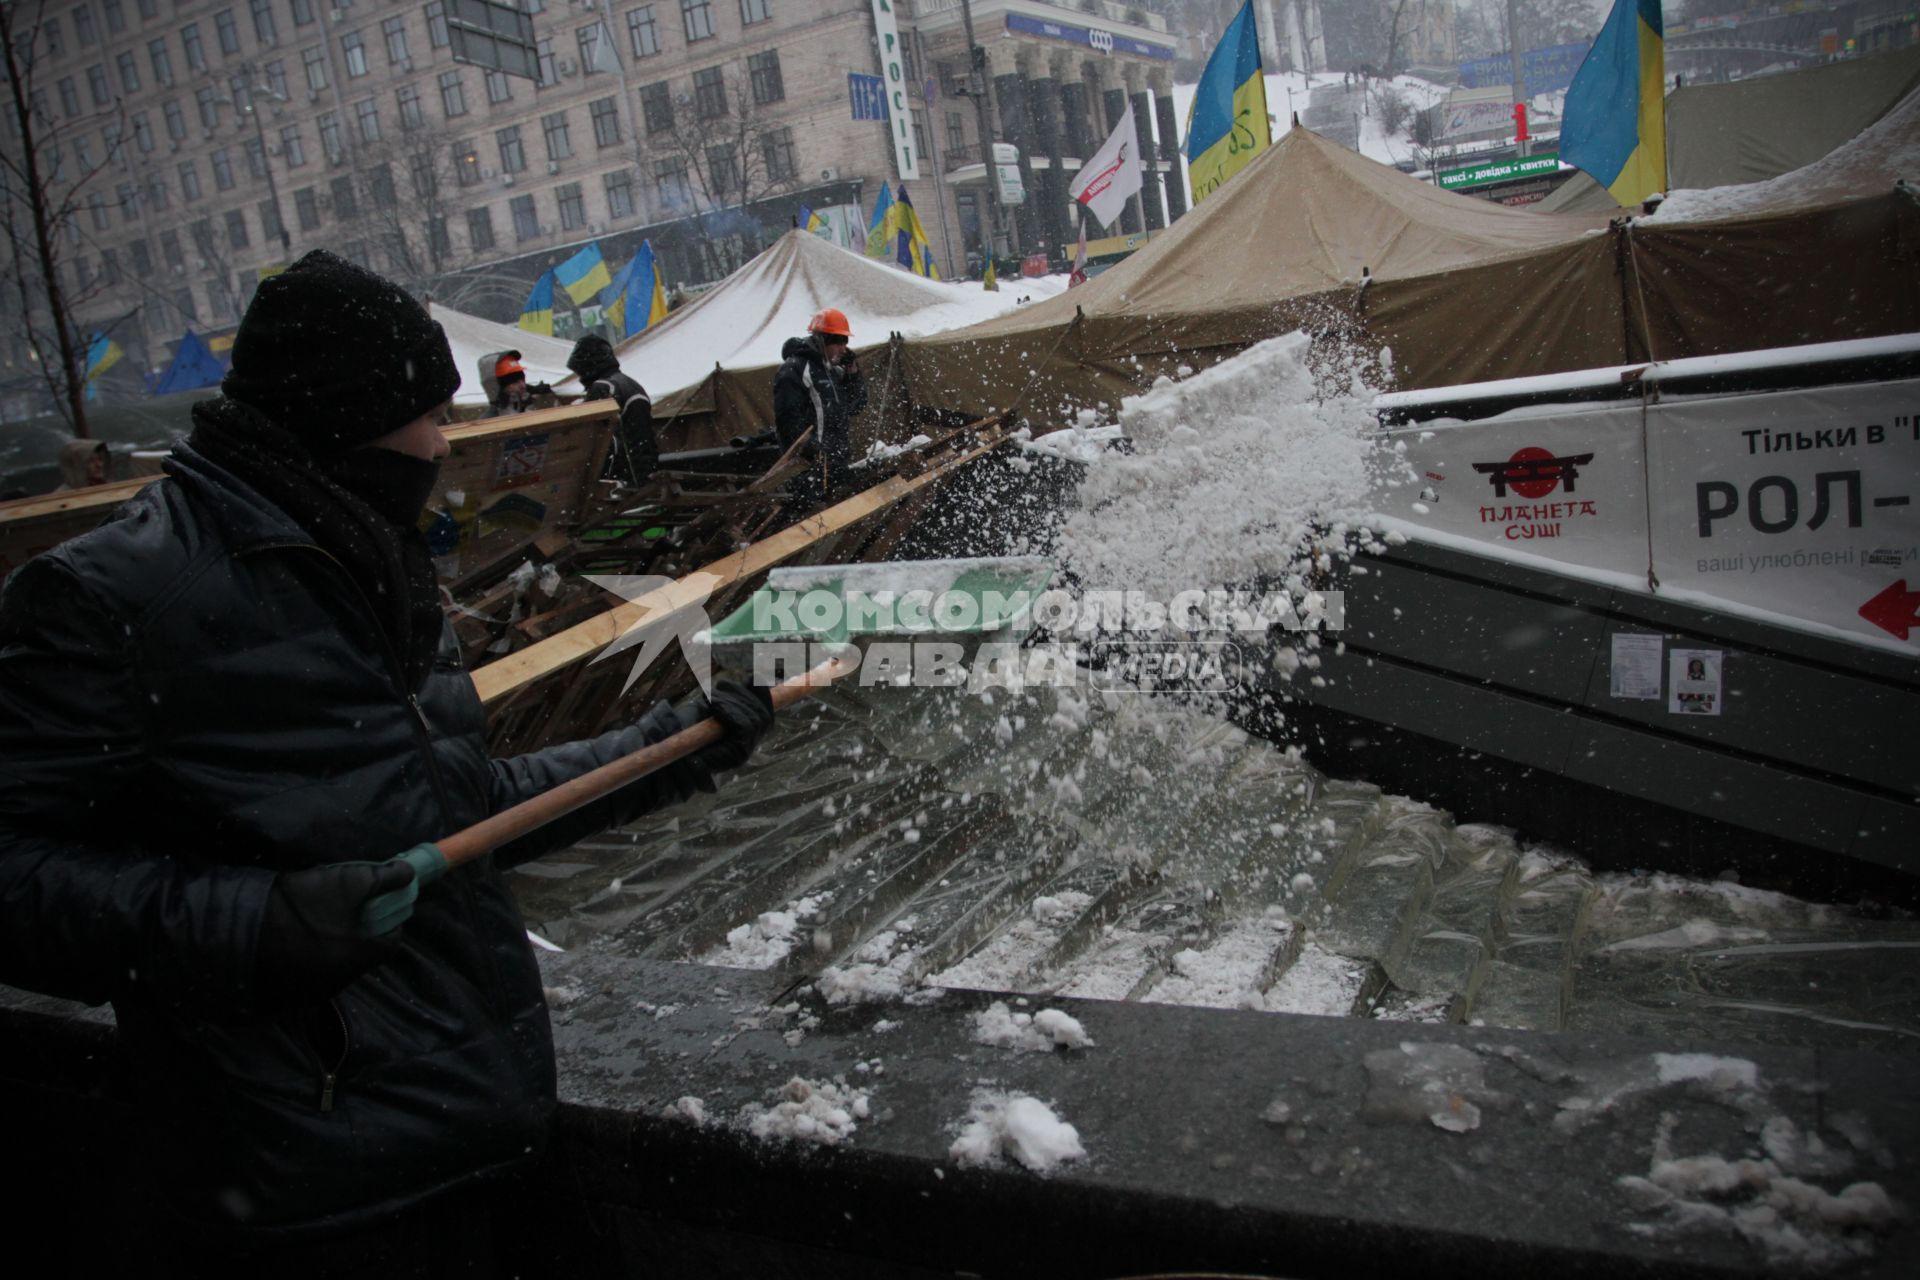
[1859,579,1920,640]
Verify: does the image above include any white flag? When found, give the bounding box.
[589,23,621,75]
[1067,101,1144,231]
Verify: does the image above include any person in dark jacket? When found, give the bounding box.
[0,250,772,1272]
[566,333,656,484]
[771,308,865,483]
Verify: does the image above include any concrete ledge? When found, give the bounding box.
[7,953,1916,1277]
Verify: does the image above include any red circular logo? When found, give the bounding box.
[1506,446,1562,499]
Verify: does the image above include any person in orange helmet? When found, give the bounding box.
[484,351,551,418]
[769,307,866,497]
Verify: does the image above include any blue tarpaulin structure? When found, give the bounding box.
[149,330,227,395]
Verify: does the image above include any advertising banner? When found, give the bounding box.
[869,1,920,178]
[1645,380,1920,651]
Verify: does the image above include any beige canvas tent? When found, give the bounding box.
[651,115,1917,450]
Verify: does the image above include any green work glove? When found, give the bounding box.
[357,843,451,937]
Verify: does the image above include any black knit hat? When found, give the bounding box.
[221,250,461,456]
[566,333,619,382]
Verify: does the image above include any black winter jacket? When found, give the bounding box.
[0,441,700,1238]
[772,335,866,475]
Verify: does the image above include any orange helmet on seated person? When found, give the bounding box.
[807,308,851,340]
[494,353,526,383]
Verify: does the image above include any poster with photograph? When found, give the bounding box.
[1668,648,1723,716]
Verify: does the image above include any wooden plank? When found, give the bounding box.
[472,416,1012,706]
[443,400,615,444]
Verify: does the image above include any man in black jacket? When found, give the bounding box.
[566,333,656,484]
[0,251,771,1272]
[770,307,867,498]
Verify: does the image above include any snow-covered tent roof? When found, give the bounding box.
[599,230,1067,397]
[1538,46,1920,214]
[948,125,1610,345]
[429,300,580,407]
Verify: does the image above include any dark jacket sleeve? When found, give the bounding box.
[485,698,705,869]
[617,387,657,477]
[0,556,276,1010]
[771,362,818,458]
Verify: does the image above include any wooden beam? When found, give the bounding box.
[472,417,1014,706]
[443,399,616,444]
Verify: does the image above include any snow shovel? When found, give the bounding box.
[359,651,854,934]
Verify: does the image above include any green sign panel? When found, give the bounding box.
[1437,153,1562,190]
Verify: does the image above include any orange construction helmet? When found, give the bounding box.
[807,307,851,339]
[494,354,526,381]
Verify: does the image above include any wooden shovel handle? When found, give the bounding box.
[438,653,855,870]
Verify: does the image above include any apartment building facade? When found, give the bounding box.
[5,0,1190,392]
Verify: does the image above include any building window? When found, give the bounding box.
[230,74,254,113]
[426,3,449,49]
[102,123,125,168]
[466,205,494,251]
[367,164,396,209]
[75,6,98,47]
[383,16,409,66]
[181,23,206,71]
[439,71,467,117]
[58,78,80,118]
[761,124,795,180]
[88,65,111,108]
[291,0,315,25]
[226,209,251,249]
[215,9,241,56]
[577,24,611,74]
[148,175,173,213]
[680,0,714,42]
[541,110,572,162]
[318,111,343,164]
[409,153,436,198]
[496,125,524,173]
[265,60,288,100]
[251,0,276,44]
[453,142,480,186]
[245,136,267,178]
[484,68,510,104]
[102,248,121,287]
[43,16,65,58]
[739,0,770,24]
[196,85,220,129]
[301,45,329,92]
[342,30,367,78]
[509,193,538,241]
[259,200,284,245]
[173,285,197,323]
[163,99,186,141]
[131,240,153,274]
[161,232,185,272]
[693,66,725,119]
[212,148,235,190]
[295,185,321,230]
[331,174,358,220]
[589,96,620,148]
[117,181,140,222]
[150,39,174,86]
[627,6,660,58]
[103,0,127,35]
[946,110,965,153]
[654,156,689,210]
[556,182,585,230]
[604,168,633,219]
[354,97,380,142]
[116,51,141,94]
[397,84,423,130]
[281,124,306,168]
[428,216,451,258]
[132,111,155,153]
[706,143,737,195]
[748,49,782,105]
[178,159,201,201]
[535,37,557,87]
[640,81,672,133]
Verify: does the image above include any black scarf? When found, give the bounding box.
[189,399,443,692]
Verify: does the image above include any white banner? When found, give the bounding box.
[870,1,920,179]
[1068,101,1143,230]
[1646,379,1920,651]
[1378,379,1920,653]
[1380,405,1650,580]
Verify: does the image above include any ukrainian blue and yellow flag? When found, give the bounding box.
[864,184,897,259]
[893,185,940,279]
[1561,0,1666,207]
[554,242,613,306]
[518,271,555,336]
[82,331,123,400]
[604,241,669,339]
[1184,0,1268,204]
[800,205,830,238]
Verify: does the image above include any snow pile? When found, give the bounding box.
[660,1096,707,1125]
[1362,1040,1500,1134]
[1019,416,1127,464]
[949,1091,1087,1173]
[1619,1113,1899,1268]
[927,891,1095,992]
[698,895,828,969]
[815,921,922,1006]
[1057,332,1394,601]
[971,1001,1095,1053]
[741,1076,871,1147]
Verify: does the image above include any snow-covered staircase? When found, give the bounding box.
[512,683,1919,1052]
